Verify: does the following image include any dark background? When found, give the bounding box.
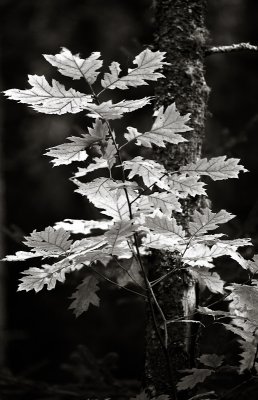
[1,0,258,389]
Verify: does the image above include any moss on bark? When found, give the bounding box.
[145,0,209,397]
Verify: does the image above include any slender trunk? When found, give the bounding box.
[0,54,6,366]
[145,0,209,396]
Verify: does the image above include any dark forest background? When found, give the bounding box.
[1,0,258,393]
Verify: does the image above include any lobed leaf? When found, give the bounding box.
[189,208,235,236]
[124,103,192,148]
[4,75,92,115]
[23,227,72,257]
[180,156,247,180]
[44,48,103,83]
[69,275,100,317]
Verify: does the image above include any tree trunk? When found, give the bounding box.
[145,0,209,396]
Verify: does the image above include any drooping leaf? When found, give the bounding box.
[190,267,225,294]
[189,208,235,236]
[23,227,72,257]
[101,48,167,90]
[102,139,117,169]
[44,48,103,83]
[239,340,257,373]
[199,354,224,368]
[168,174,206,198]
[180,156,247,180]
[123,156,169,190]
[177,368,213,391]
[18,259,71,292]
[69,275,100,317]
[86,97,151,120]
[124,103,192,148]
[4,75,92,115]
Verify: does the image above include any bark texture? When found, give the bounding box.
[145,0,209,397]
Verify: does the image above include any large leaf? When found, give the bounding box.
[189,208,235,236]
[4,75,92,115]
[124,103,192,148]
[69,275,100,317]
[180,156,247,180]
[44,48,103,83]
[123,156,169,190]
[23,227,72,257]
[86,97,151,120]
[101,48,166,90]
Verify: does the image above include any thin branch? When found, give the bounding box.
[89,264,147,298]
[115,257,146,290]
[206,42,258,56]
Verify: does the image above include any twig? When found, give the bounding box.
[206,42,258,56]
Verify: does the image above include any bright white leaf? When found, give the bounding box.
[140,191,182,215]
[182,244,226,268]
[145,210,186,242]
[86,97,151,120]
[55,219,111,234]
[23,227,72,257]
[3,250,42,262]
[44,48,103,83]
[101,48,167,90]
[124,103,191,148]
[4,75,92,115]
[102,139,116,169]
[189,208,235,236]
[69,275,100,317]
[18,259,71,292]
[123,156,169,190]
[177,368,213,391]
[180,156,247,180]
[168,174,206,198]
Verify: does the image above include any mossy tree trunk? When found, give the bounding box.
[145,0,209,397]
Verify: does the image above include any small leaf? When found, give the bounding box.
[18,259,71,292]
[177,368,213,391]
[54,219,111,234]
[139,192,182,215]
[180,156,247,180]
[4,75,92,115]
[145,210,186,242]
[124,103,192,148]
[168,174,206,197]
[69,275,100,317]
[44,48,103,83]
[86,97,151,120]
[199,354,224,368]
[101,48,167,90]
[123,156,169,190]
